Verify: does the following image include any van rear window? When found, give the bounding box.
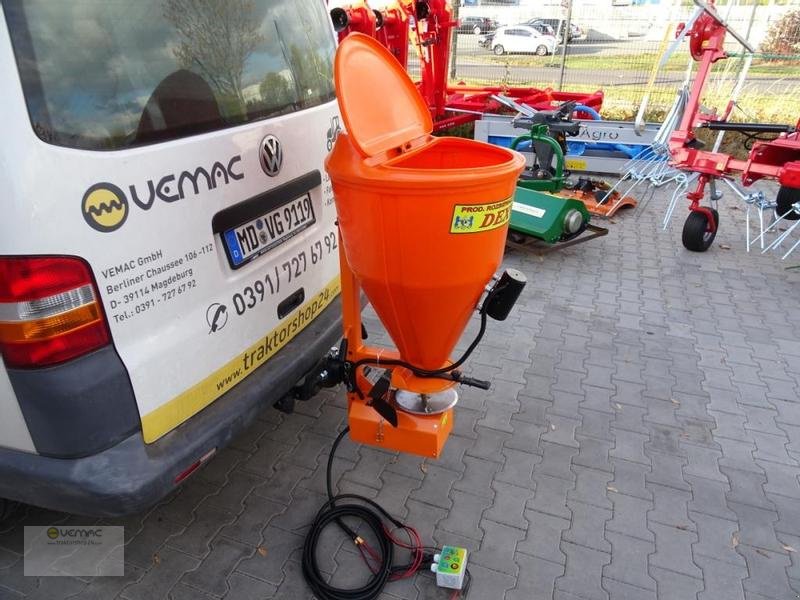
[3,0,336,150]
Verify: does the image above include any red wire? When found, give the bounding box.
[353,523,427,582]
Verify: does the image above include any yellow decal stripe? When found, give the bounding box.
[450,197,512,234]
[141,276,341,443]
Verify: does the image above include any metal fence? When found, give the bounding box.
[447,0,800,124]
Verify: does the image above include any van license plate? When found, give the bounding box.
[223,194,315,268]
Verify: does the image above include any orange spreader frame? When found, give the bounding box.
[338,237,454,459]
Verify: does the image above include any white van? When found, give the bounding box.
[0,0,343,515]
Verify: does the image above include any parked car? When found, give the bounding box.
[458,15,497,35]
[0,0,343,516]
[491,25,558,56]
[526,18,582,42]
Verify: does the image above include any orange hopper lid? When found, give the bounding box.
[334,33,433,158]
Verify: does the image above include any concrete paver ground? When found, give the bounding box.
[2,183,800,599]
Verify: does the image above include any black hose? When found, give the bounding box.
[302,427,432,600]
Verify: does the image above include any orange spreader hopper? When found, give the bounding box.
[325,34,525,457]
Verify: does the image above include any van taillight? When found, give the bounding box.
[0,257,110,368]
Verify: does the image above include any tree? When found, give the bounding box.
[761,10,800,57]
[259,72,294,109]
[164,0,263,108]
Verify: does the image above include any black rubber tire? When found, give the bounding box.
[682,208,719,252]
[776,186,800,221]
[535,44,548,56]
[494,44,505,56]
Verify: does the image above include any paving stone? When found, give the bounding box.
[451,406,481,440]
[577,409,615,441]
[514,395,552,426]
[517,510,569,565]
[166,502,236,558]
[203,469,264,513]
[504,418,546,456]
[757,459,800,499]
[495,446,540,489]
[679,418,717,448]
[602,578,657,600]
[695,555,746,600]
[751,431,798,466]
[343,446,393,490]
[181,537,251,596]
[122,547,200,600]
[507,554,564,600]
[534,441,578,482]
[604,531,657,591]
[269,488,328,533]
[453,456,500,499]
[646,452,691,492]
[610,459,652,501]
[438,490,493,541]
[726,502,781,552]
[649,566,703,600]
[527,473,572,519]
[739,545,797,600]
[236,525,303,585]
[253,460,313,505]
[222,571,278,599]
[466,426,511,464]
[722,468,774,510]
[275,559,315,599]
[541,414,581,449]
[124,516,186,570]
[408,464,460,510]
[404,499,448,542]
[573,436,614,473]
[648,483,695,531]
[769,492,800,537]
[63,564,145,600]
[150,479,219,527]
[563,500,612,553]
[606,492,654,543]
[648,522,702,579]
[485,482,533,530]
[682,446,727,483]
[555,541,610,600]
[568,465,613,510]
[690,511,745,567]
[581,385,615,414]
[450,562,515,600]
[218,494,285,546]
[686,475,736,520]
[646,424,686,457]
[611,430,649,466]
[471,520,524,575]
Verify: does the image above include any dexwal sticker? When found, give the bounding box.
[450,198,512,234]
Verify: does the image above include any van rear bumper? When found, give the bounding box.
[0,298,342,517]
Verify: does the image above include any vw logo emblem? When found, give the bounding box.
[259,134,283,177]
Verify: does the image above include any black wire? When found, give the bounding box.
[302,427,436,600]
[352,310,488,378]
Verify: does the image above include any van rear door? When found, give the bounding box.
[3,0,342,442]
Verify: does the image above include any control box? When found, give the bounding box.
[431,545,468,589]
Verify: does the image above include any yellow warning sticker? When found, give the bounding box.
[450,197,512,234]
[565,158,587,171]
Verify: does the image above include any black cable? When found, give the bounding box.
[302,427,437,600]
[351,309,488,380]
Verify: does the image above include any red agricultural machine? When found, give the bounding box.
[328,0,604,132]
[667,0,800,253]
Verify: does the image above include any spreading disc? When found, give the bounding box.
[393,388,458,415]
